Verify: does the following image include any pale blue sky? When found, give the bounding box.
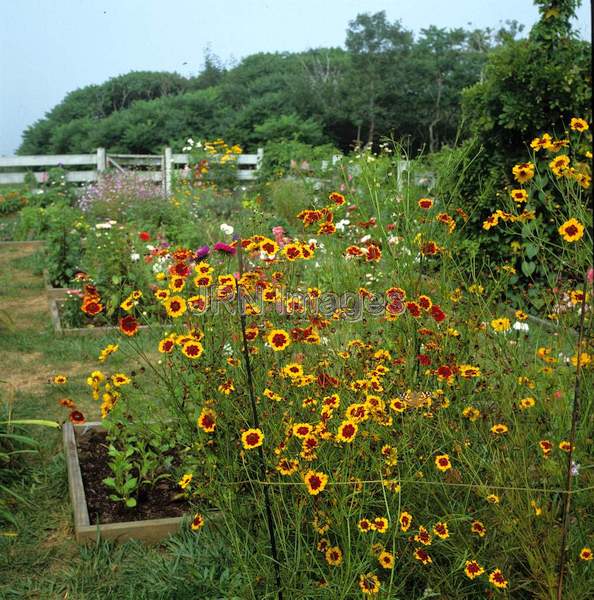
[0,0,591,155]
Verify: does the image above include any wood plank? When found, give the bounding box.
[0,154,96,167]
[76,517,183,544]
[63,422,91,532]
[0,171,98,185]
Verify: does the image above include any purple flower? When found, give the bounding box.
[195,245,210,259]
[214,242,237,255]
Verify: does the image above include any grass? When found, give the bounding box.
[0,242,245,599]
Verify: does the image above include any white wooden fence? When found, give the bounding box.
[0,147,264,194]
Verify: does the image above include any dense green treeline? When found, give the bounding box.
[18,12,525,155]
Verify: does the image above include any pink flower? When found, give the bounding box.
[214,242,236,255]
[272,226,285,245]
[587,267,594,285]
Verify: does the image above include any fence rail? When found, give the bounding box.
[0,147,264,193]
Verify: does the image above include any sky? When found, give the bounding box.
[0,0,591,155]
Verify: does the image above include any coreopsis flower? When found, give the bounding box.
[433,522,449,539]
[267,329,291,351]
[53,375,68,384]
[510,189,528,203]
[197,408,216,433]
[69,410,85,424]
[358,573,381,595]
[519,397,536,410]
[282,243,302,260]
[414,547,432,565]
[111,373,131,387]
[459,364,481,378]
[325,546,343,566]
[329,191,346,205]
[491,423,509,435]
[119,315,139,336]
[358,518,374,533]
[399,511,412,532]
[580,547,593,561]
[378,550,395,569]
[241,428,264,450]
[164,295,187,318]
[178,473,193,489]
[491,317,511,332]
[549,155,571,177]
[303,470,328,495]
[486,494,500,504]
[81,298,104,316]
[276,458,299,476]
[181,340,203,359]
[489,569,508,589]
[559,440,573,452]
[571,352,591,367]
[418,198,433,209]
[158,336,175,353]
[464,560,485,580]
[373,517,389,533]
[471,520,486,537]
[530,133,552,150]
[512,162,535,183]
[191,513,205,531]
[414,526,432,545]
[435,454,452,472]
[336,420,358,443]
[539,439,553,457]
[558,219,585,242]
[98,344,118,362]
[570,117,589,132]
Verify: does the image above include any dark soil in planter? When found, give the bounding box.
[76,429,189,524]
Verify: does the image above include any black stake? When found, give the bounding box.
[236,242,284,600]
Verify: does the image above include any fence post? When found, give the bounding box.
[96,148,106,174]
[164,147,173,196]
[256,147,264,173]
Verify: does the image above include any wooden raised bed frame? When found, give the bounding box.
[43,268,75,301]
[63,421,183,543]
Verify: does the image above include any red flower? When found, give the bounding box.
[407,302,421,317]
[417,354,431,366]
[139,231,151,241]
[169,262,191,278]
[119,315,139,337]
[69,410,85,424]
[430,304,446,322]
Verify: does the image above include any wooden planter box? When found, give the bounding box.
[63,421,184,543]
[43,269,75,301]
[49,298,151,337]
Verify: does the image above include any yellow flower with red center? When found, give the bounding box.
[267,329,291,351]
[486,494,500,504]
[519,397,536,410]
[197,408,216,433]
[459,364,481,378]
[154,288,170,302]
[414,526,432,545]
[414,547,432,565]
[435,454,452,472]
[53,375,68,384]
[471,520,486,537]
[158,336,175,353]
[373,517,389,533]
[539,439,553,457]
[259,238,279,257]
[432,522,449,539]
[579,547,593,561]
[336,420,358,443]
[325,546,343,566]
[345,403,369,423]
[378,550,395,569]
[188,295,208,313]
[98,344,118,362]
[282,243,303,261]
[418,198,433,209]
[191,513,205,531]
[181,340,203,360]
[570,117,589,132]
[329,191,346,205]
[358,518,374,533]
[168,276,185,292]
[292,423,313,438]
[218,380,235,395]
[263,388,282,402]
[178,473,192,489]
[399,511,412,532]
[530,133,552,150]
[358,573,381,595]
[489,569,508,589]
[512,162,535,183]
[193,273,213,288]
[164,295,187,318]
[282,363,304,379]
[571,352,591,367]
[241,428,264,450]
[303,470,328,495]
[111,373,131,387]
[491,423,509,434]
[550,154,571,177]
[276,458,299,476]
[465,560,485,579]
[559,440,573,452]
[558,218,585,242]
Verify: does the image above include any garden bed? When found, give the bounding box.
[63,421,189,543]
[43,268,75,301]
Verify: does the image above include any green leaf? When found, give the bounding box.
[525,244,538,258]
[1,419,60,428]
[521,261,536,277]
[103,477,116,488]
[125,497,137,508]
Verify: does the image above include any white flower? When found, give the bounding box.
[360,234,371,243]
[336,219,350,232]
[220,223,234,235]
[512,321,529,332]
[95,222,112,229]
[146,244,155,251]
[130,252,140,262]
